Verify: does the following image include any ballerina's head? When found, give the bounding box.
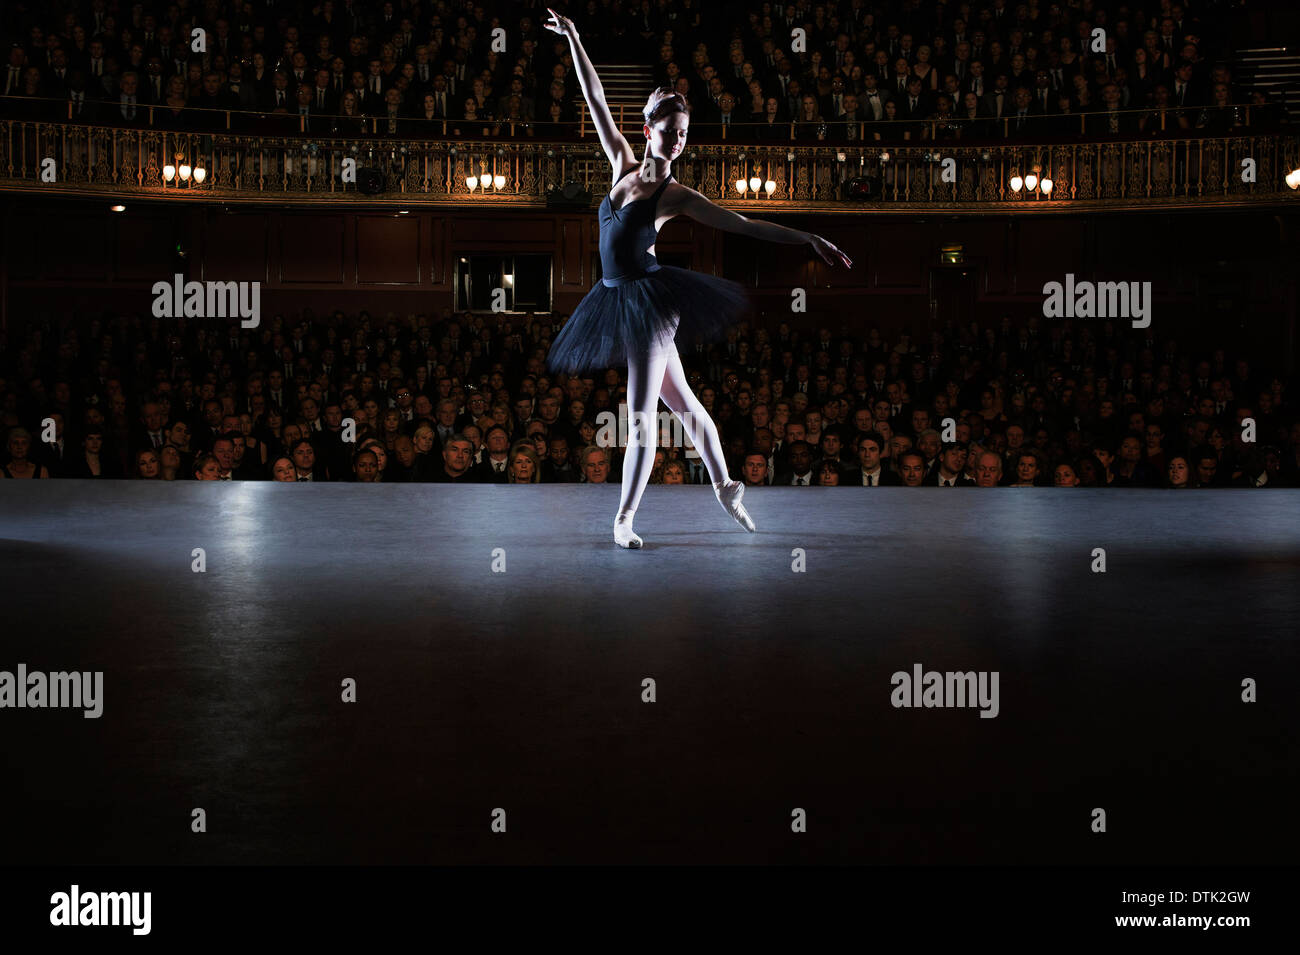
[642,86,690,167]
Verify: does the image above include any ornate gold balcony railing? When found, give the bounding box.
[1,119,1296,213]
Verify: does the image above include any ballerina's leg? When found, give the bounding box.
[614,339,673,544]
[657,347,731,486]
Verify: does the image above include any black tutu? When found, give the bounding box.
[546,264,752,375]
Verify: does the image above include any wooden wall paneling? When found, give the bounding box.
[202,209,270,284]
[113,208,176,285]
[556,216,586,286]
[278,212,345,284]
[356,213,421,285]
[6,206,39,279]
[1012,218,1086,296]
[39,212,109,281]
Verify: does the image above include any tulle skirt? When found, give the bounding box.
[546,264,752,375]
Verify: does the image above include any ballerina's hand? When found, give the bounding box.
[544,8,578,38]
[810,234,853,268]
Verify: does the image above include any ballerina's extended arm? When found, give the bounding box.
[544,7,637,171]
[673,189,854,269]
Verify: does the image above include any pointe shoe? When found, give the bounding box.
[614,516,643,549]
[714,479,757,532]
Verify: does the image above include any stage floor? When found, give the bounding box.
[2,481,1298,864]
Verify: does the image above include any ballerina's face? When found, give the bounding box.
[645,110,688,162]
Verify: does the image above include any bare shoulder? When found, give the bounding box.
[660,178,701,216]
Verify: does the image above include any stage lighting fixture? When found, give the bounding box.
[842,176,880,201]
[545,180,592,208]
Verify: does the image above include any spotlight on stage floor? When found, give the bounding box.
[841,176,881,201]
[546,180,592,209]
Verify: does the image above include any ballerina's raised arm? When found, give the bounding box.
[544,7,638,174]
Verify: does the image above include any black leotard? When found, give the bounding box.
[597,167,675,286]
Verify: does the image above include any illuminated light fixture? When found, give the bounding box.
[1040,178,1054,194]
[192,166,206,184]
[163,164,176,182]
[1009,175,1024,192]
[504,274,514,286]
[1286,168,1300,189]
[940,243,964,265]
[764,179,776,195]
[397,209,410,214]
[879,151,891,163]
[493,174,505,189]
[110,204,126,213]
[1024,173,1038,191]
[748,175,761,192]
[735,178,748,194]
[178,164,192,181]
[466,175,478,191]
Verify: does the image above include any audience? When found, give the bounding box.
[0,1,1285,142]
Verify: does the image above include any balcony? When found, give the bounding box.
[1,111,1297,214]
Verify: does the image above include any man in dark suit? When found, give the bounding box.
[308,68,339,116]
[888,59,912,101]
[410,45,437,95]
[425,74,453,118]
[852,431,902,486]
[711,91,745,140]
[43,49,72,98]
[1005,87,1040,138]
[900,77,930,123]
[260,70,294,111]
[289,438,331,481]
[983,73,1013,122]
[133,400,170,454]
[1088,82,1138,135]
[310,402,352,479]
[65,73,96,122]
[1029,71,1057,115]
[107,71,146,125]
[469,425,511,482]
[541,435,579,483]
[833,94,868,142]
[425,434,480,483]
[772,440,817,486]
[858,74,888,122]
[195,70,238,129]
[925,442,976,486]
[818,75,849,124]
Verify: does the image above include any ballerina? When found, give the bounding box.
[542,7,852,549]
